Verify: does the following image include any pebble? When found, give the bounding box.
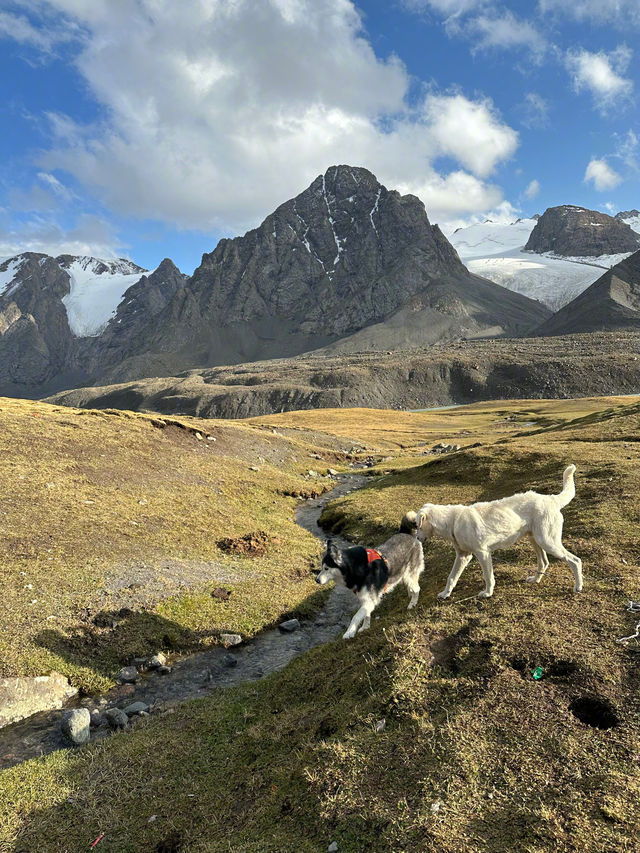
[90,709,106,728]
[117,666,140,684]
[220,633,242,647]
[148,652,167,669]
[123,701,150,716]
[328,843,339,852]
[327,469,339,476]
[278,618,300,633]
[105,708,129,729]
[61,708,91,745]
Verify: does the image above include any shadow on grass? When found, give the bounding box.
[34,608,218,686]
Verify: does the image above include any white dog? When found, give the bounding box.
[411,464,582,599]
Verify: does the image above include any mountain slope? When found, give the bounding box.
[534,250,640,336]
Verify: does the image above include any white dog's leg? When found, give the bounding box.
[438,552,472,599]
[343,590,378,639]
[541,543,583,593]
[475,550,495,598]
[527,540,550,584]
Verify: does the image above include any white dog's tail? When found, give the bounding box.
[555,464,576,508]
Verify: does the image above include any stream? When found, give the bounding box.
[0,474,369,770]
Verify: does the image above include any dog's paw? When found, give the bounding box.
[407,600,418,610]
[477,590,493,598]
[573,584,583,594]
[437,590,450,600]
[342,630,356,640]
[525,575,539,584]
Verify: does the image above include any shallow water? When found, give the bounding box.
[0,475,369,770]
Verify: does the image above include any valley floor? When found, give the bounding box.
[1,395,640,851]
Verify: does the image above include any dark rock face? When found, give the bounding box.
[0,254,76,393]
[534,250,640,336]
[525,206,640,257]
[615,210,640,221]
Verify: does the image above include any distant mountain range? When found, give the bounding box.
[0,166,549,398]
[449,207,640,311]
[0,167,638,403]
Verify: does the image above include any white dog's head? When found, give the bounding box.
[415,506,435,542]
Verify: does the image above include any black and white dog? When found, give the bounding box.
[316,533,425,639]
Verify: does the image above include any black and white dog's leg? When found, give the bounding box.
[343,589,379,639]
[438,552,473,599]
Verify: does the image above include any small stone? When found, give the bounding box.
[138,498,148,505]
[157,665,172,675]
[222,653,238,668]
[328,842,339,852]
[622,558,628,565]
[105,708,128,729]
[117,666,140,684]
[249,465,260,471]
[148,814,157,823]
[327,468,339,476]
[123,701,150,716]
[61,708,91,745]
[90,709,105,728]
[195,432,203,441]
[307,470,318,477]
[430,801,441,815]
[220,633,242,648]
[148,652,167,669]
[206,435,216,441]
[278,618,300,633]
[375,718,386,733]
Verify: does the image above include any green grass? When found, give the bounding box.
[1,396,640,851]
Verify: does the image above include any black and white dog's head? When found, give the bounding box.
[316,539,388,595]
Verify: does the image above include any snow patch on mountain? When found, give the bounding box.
[621,215,640,235]
[0,256,27,298]
[449,219,634,310]
[61,258,148,337]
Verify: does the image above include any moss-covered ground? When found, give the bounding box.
[1,395,639,851]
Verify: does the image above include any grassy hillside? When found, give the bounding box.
[1,396,639,851]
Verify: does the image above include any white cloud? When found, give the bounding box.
[421,94,518,178]
[524,179,540,199]
[0,214,123,259]
[520,92,549,128]
[0,8,79,52]
[565,46,633,111]
[584,158,623,191]
[539,0,640,28]
[402,0,487,17]
[461,10,547,59]
[6,0,519,232]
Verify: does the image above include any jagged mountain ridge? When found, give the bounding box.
[534,250,640,337]
[0,166,549,397]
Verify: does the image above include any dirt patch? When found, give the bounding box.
[216,531,279,557]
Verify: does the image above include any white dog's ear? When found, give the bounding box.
[327,539,343,566]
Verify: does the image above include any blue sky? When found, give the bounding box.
[0,0,638,273]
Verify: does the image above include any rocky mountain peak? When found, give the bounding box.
[524,205,640,257]
[615,209,640,221]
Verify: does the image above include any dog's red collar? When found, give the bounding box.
[366,548,384,564]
